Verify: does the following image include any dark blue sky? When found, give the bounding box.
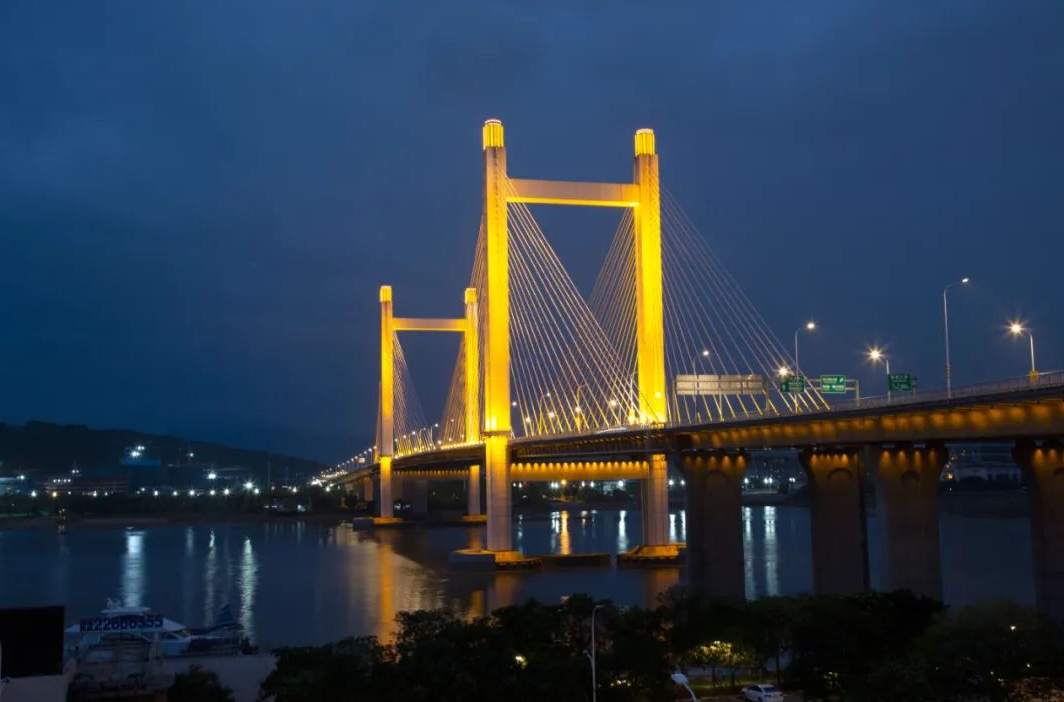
[2,1,1062,461]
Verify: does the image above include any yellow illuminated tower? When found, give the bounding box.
[378,285,395,519]
[377,285,481,522]
[477,119,670,554]
[481,119,513,552]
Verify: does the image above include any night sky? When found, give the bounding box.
[2,1,1063,462]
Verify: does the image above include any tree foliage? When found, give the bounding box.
[258,590,1064,702]
[169,664,234,702]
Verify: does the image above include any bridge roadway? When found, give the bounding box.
[341,377,1064,620]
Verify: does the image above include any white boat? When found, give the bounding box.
[65,601,194,657]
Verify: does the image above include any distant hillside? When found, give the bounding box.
[0,421,326,481]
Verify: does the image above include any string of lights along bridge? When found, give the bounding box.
[336,120,1064,622]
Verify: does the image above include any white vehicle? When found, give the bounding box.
[743,683,784,702]
[65,603,193,657]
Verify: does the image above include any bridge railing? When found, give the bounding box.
[664,369,1064,429]
[372,370,1064,460]
[814,369,1064,414]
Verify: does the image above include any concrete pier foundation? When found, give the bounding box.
[867,442,948,600]
[378,458,393,518]
[1014,440,1064,621]
[467,464,481,516]
[642,454,670,547]
[799,448,868,595]
[683,451,746,599]
[484,435,514,554]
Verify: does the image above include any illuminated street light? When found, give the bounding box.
[1008,321,1038,380]
[794,321,816,373]
[777,366,791,378]
[867,347,892,401]
[943,277,970,398]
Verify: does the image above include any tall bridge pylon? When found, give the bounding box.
[377,285,479,520]
[480,119,669,553]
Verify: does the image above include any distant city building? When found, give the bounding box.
[0,475,30,494]
[43,474,129,496]
[942,443,1021,484]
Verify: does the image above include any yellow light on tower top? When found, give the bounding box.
[482,119,504,149]
[634,128,656,156]
[380,285,392,302]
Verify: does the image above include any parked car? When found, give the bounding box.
[743,683,784,701]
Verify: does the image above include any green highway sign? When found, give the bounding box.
[888,373,914,392]
[820,375,847,394]
[778,375,806,393]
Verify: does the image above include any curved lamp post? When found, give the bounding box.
[942,277,970,398]
[794,321,816,373]
[1008,321,1038,381]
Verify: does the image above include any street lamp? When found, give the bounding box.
[669,672,698,702]
[943,277,970,398]
[689,349,711,422]
[868,347,891,401]
[1008,321,1038,380]
[587,603,605,702]
[690,348,710,373]
[794,321,816,373]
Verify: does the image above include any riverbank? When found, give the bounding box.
[0,489,1028,532]
[0,510,355,532]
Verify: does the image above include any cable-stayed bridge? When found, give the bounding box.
[341,120,1064,620]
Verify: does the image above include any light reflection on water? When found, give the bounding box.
[121,530,144,608]
[0,506,1035,648]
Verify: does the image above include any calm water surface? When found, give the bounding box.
[0,507,1033,648]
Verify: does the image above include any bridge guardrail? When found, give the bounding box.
[367,370,1064,463]
[812,369,1064,415]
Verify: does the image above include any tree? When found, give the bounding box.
[914,602,1064,701]
[259,637,387,702]
[786,591,942,701]
[743,596,799,684]
[598,606,672,702]
[169,665,234,702]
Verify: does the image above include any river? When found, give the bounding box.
[0,506,1033,649]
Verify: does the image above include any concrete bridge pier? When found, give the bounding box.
[1014,440,1064,621]
[361,477,374,504]
[642,454,670,546]
[799,448,869,594]
[683,451,746,598]
[484,435,514,552]
[867,442,948,600]
[467,465,482,516]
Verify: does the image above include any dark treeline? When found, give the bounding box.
[0,421,325,477]
[258,589,1064,702]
